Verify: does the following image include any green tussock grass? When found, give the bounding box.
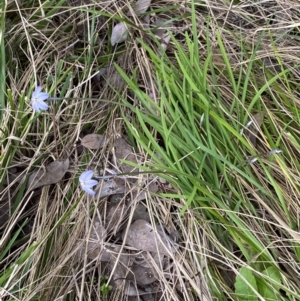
[118,25,300,301]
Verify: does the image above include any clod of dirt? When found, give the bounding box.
[86,217,107,259]
[106,203,129,234]
[95,178,127,198]
[127,297,140,301]
[27,159,69,191]
[109,245,132,290]
[141,293,155,301]
[125,282,143,296]
[111,22,128,46]
[132,203,151,223]
[76,217,108,261]
[131,182,159,203]
[114,137,138,173]
[109,193,126,204]
[131,251,162,285]
[122,219,174,256]
[81,134,106,149]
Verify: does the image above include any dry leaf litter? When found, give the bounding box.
[75,135,185,300]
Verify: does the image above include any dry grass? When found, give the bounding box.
[1,0,300,300]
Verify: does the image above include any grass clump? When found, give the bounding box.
[1,0,300,300]
[119,23,300,300]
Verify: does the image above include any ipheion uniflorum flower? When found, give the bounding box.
[31,86,50,113]
[79,170,99,196]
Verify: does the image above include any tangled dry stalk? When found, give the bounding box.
[1,0,300,300]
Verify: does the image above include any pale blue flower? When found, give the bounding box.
[31,86,50,113]
[246,149,283,165]
[247,157,258,165]
[79,170,98,196]
[267,149,283,155]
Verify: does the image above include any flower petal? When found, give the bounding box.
[79,170,94,181]
[32,102,41,113]
[82,186,96,196]
[40,101,50,109]
[36,86,42,92]
[37,92,50,102]
[268,149,282,155]
[31,86,51,113]
[84,179,98,187]
[32,86,42,97]
[34,101,49,112]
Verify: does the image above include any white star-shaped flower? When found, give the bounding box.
[31,86,50,113]
[79,170,99,196]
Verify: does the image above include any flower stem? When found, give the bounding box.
[52,105,59,157]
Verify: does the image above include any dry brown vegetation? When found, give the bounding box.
[1,0,300,300]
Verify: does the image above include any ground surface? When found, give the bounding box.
[1,0,300,300]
